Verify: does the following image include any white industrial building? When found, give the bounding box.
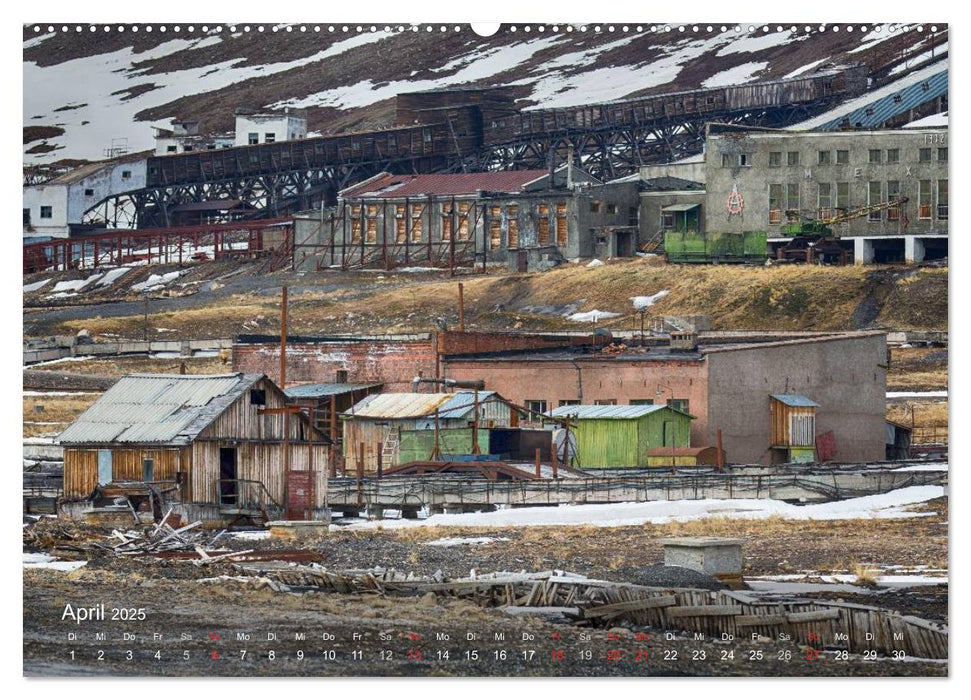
[22,156,147,240]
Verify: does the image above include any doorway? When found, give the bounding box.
[616,231,634,257]
[219,447,237,506]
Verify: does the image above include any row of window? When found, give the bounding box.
[523,398,689,415]
[767,179,948,224]
[723,147,947,169]
[348,201,570,249]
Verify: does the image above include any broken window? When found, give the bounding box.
[836,150,849,165]
[121,170,131,179]
[248,132,258,145]
[938,179,948,220]
[410,206,424,242]
[817,183,832,219]
[441,205,452,241]
[594,399,617,405]
[887,181,901,220]
[489,206,502,250]
[555,203,568,247]
[868,181,883,221]
[768,151,782,167]
[666,398,689,413]
[166,145,177,153]
[350,205,363,243]
[768,184,783,224]
[558,399,580,407]
[525,399,548,418]
[395,205,407,243]
[818,150,831,166]
[537,204,551,245]
[629,399,655,406]
[457,202,470,241]
[507,205,519,248]
[887,149,899,164]
[661,212,674,229]
[84,188,94,197]
[606,204,617,215]
[737,153,749,167]
[265,132,276,143]
[919,148,932,163]
[918,180,932,219]
[787,151,800,167]
[365,205,378,243]
[590,201,602,213]
[40,206,52,219]
[250,389,266,406]
[23,208,30,226]
[869,149,882,164]
[786,183,799,214]
[721,154,731,168]
[835,182,849,214]
[938,148,948,161]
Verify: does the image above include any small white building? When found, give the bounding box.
[234,109,307,147]
[23,157,148,239]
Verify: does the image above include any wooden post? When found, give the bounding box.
[551,437,559,478]
[716,429,725,472]
[329,394,338,478]
[376,443,383,479]
[471,387,480,455]
[535,447,542,477]
[357,442,365,508]
[430,409,442,461]
[458,282,465,331]
[279,286,288,390]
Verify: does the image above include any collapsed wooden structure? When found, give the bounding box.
[232,567,947,660]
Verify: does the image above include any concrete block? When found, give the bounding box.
[266,520,330,539]
[658,537,744,577]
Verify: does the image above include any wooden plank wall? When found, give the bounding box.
[63,447,186,499]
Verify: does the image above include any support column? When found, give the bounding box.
[853,238,875,265]
[905,236,926,264]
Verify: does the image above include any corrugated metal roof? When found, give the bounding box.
[344,393,455,419]
[547,404,668,420]
[796,66,948,131]
[771,394,821,408]
[285,382,383,398]
[437,391,498,419]
[59,373,263,445]
[341,171,550,199]
[344,391,504,419]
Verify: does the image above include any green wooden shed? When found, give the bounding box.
[547,404,693,468]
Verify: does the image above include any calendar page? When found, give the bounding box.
[22,17,949,680]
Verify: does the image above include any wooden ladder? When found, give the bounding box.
[381,426,400,463]
[641,229,665,254]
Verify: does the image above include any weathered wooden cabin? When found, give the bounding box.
[58,373,330,526]
[342,391,517,473]
[547,404,692,468]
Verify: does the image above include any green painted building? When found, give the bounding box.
[547,404,693,468]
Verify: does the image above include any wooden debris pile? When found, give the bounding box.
[229,566,948,659]
[98,511,253,566]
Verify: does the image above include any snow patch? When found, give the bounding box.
[23,278,51,293]
[566,310,621,323]
[702,62,768,89]
[51,273,103,293]
[131,269,186,292]
[343,486,944,530]
[630,290,669,311]
[95,267,132,288]
[424,536,510,547]
[23,552,87,571]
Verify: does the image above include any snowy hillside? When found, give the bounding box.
[23,23,946,163]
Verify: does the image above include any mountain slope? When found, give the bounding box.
[23,23,946,163]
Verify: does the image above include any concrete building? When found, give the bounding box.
[153,120,234,155]
[234,109,307,147]
[443,331,888,465]
[292,166,639,271]
[22,156,147,239]
[633,124,948,264]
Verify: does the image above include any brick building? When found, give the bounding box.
[442,331,888,465]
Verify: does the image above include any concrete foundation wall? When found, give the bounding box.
[705,333,887,464]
